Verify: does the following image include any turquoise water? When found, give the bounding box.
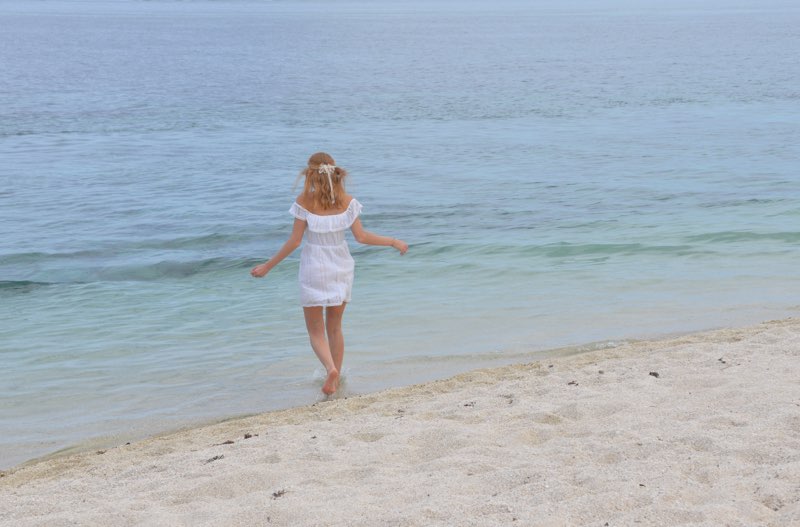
[1,0,799,468]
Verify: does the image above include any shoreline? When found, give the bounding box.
[2,317,799,525]
[0,323,712,472]
[0,328,646,472]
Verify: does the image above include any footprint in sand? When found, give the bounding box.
[533,413,563,425]
[517,429,552,446]
[351,432,384,443]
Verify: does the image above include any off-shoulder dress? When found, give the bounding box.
[289,198,363,307]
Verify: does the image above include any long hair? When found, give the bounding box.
[297,152,348,211]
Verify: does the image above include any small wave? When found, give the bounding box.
[410,241,707,259]
[0,233,265,266]
[533,242,697,258]
[685,231,800,244]
[132,233,261,251]
[699,198,784,209]
[0,257,257,286]
[383,339,631,367]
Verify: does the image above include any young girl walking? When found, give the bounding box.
[251,152,408,396]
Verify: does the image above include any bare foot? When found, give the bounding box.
[322,369,339,395]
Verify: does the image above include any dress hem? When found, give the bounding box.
[301,300,350,308]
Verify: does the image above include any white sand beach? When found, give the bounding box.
[2,318,799,526]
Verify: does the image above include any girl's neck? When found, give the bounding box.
[299,193,352,215]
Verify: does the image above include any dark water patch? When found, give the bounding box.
[88,257,252,282]
[0,250,107,266]
[364,210,444,222]
[0,130,38,138]
[0,281,55,294]
[648,96,702,107]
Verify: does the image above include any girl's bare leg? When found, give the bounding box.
[303,306,338,395]
[325,303,347,373]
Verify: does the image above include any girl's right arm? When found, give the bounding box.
[251,219,307,278]
[350,218,408,255]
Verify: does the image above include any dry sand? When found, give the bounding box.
[2,318,799,526]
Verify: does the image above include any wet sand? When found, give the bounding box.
[2,318,799,526]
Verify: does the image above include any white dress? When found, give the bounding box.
[289,198,362,307]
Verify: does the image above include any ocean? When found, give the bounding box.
[1,0,799,469]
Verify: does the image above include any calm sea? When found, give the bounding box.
[1,0,799,468]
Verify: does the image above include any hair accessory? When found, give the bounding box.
[318,164,337,203]
[317,164,336,177]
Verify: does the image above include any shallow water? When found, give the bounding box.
[1,0,799,468]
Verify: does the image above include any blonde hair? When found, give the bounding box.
[297,152,348,211]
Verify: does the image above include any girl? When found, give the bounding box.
[251,152,408,396]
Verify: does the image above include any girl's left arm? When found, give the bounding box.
[250,219,307,278]
[350,218,408,255]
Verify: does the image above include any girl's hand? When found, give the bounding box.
[250,263,269,278]
[391,239,409,255]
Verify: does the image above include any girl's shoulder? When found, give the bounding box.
[295,194,358,214]
[295,193,310,210]
[290,194,361,230]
